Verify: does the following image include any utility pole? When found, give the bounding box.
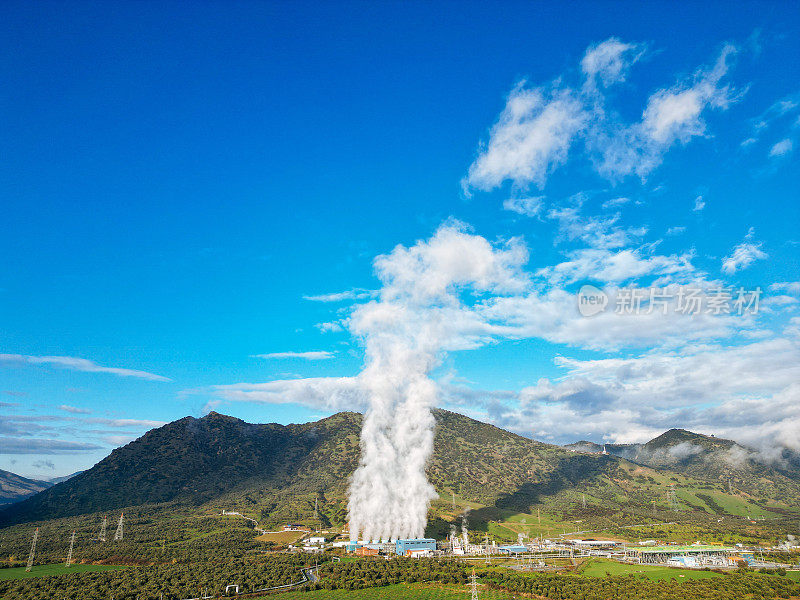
[26,528,39,572]
[114,512,124,541]
[66,531,75,567]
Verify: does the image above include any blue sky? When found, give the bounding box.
[1,1,798,479]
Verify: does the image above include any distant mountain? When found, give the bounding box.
[0,469,51,506]
[565,429,800,498]
[46,471,83,485]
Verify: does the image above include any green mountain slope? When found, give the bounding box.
[2,412,797,531]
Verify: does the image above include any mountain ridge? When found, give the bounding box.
[2,411,798,529]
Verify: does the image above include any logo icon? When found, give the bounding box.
[577,285,608,317]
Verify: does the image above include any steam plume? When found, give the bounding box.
[346,223,527,542]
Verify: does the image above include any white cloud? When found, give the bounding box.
[465,40,742,190]
[742,92,800,148]
[770,281,800,294]
[589,45,741,180]
[58,405,91,415]
[601,196,632,210]
[463,84,587,192]
[581,38,644,88]
[212,377,366,412]
[547,205,648,250]
[253,351,335,360]
[303,289,376,302]
[0,354,170,381]
[769,138,793,157]
[536,248,696,285]
[316,322,344,333]
[693,195,706,211]
[485,336,800,452]
[0,437,104,454]
[503,196,544,217]
[721,229,768,274]
[666,226,686,235]
[641,46,737,144]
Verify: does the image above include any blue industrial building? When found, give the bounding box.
[498,545,528,555]
[395,538,436,555]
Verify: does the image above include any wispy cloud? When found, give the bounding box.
[721,228,768,274]
[303,289,376,303]
[58,404,91,415]
[464,39,741,192]
[581,38,645,88]
[503,196,544,217]
[0,354,170,381]
[252,351,335,360]
[769,138,793,157]
[693,195,706,211]
[0,437,104,454]
[463,83,587,192]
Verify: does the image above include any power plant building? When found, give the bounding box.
[396,538,436,556]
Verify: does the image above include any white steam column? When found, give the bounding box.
[345,224,527,542]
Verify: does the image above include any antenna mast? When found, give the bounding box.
[26,528,39,572]
[66,531,76,567]
[113,512,124,541]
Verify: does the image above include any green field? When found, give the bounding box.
[262,583,512,599]
[581,558,721,581]
[0,563,127,580]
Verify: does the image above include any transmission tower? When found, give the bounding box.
[66,531,75,567]
[582,493,587,509]
[313,496,319,531]
[452,491,456,511]
[470,567,479,600]
[113,512,124,541]
[26,528,39,572]
[667,485,679,511]
[99,516,107,542]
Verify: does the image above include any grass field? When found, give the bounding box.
[254,530,309,544]
[0,563,127,580]
[581,558,721,581]
[259,582,512,599]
